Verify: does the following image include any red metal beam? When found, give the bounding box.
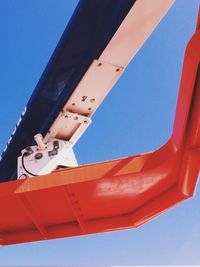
[0,7,199,246]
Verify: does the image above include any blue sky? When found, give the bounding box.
[0,0,199,265]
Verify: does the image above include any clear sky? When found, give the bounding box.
[0,0,199,265]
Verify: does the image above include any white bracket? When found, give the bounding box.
[44,111,91,147]
[44,59,123,143]
[17,138,78,179]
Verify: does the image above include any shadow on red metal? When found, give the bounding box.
[0,9,199,245]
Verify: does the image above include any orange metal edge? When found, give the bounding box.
[0,10,199,245]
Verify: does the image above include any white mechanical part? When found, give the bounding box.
[17,1,174,179]
[17,138,78,179]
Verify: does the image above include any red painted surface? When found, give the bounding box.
[0,9,199,245]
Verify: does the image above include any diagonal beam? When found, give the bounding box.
[19,193,48,240]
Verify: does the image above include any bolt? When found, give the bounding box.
[35,152,43,160]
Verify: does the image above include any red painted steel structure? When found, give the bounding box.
[0,9,199,245]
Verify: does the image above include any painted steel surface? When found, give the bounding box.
[0,0,136,182]
[0,12,199,245]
